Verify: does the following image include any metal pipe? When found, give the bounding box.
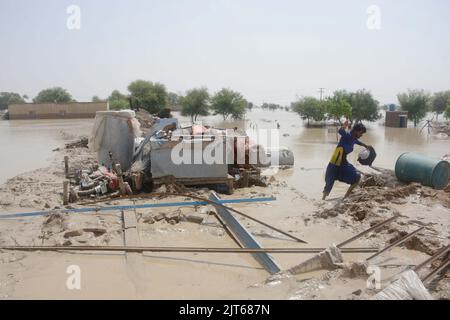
[337,215,399,248]
[73,191,306,243]
[0,245,379,254]
[168,192,307,243]
[414,245,449,272]
[366,227,425,261]
[421,257,449,283]
[0,195,276,219]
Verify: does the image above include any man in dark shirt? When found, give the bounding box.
[322,122,370,200]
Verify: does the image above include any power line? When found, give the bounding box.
[318,88,325,101]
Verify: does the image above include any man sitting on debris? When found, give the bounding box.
[322,121,371,200]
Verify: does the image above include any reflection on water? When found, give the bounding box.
[1,111,449,199]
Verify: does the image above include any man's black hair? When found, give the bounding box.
[351,123,366,134]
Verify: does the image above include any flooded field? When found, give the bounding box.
[0,110,449,300]
[0,119,94,185]
[0,110,448,199]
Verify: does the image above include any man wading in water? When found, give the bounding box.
[322,121,371,200]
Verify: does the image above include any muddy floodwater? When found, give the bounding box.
[0,110,449,198]
[0,119,94,185]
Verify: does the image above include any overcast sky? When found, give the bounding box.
[0,0,449,105]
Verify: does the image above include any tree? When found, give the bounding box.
[330,90,380,123]
[108,90,129,110]
[431,91,450,119]
[397,89,431,127]
[348,89,380,123]
[291,96,326,125]
[444,102,450,120]
[157,108,172,118]
[211,88,247,120]
[33,87,73,103]
[127,80,168,114]
[261,102,281,111]
[168,92,180,106]
[325,95,352,124]
[92,96,106,102]
[0,92,26,110]
[180,87,210,122]
[247,102,254,110]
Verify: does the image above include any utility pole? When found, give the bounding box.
[318,88,325,101]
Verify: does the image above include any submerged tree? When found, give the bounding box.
[397,89,431,127]
[331,89,380,123]
[127,80,168,114]
[324,95,352,124]
[291,96,326,126]
[180,87,210,122]
[444,102,450,120]
[211,88,247,120]
[349,89,380,123]
[33,87,74,103]
[431,91,450,119]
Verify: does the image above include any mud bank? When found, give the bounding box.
[0,132,448,299]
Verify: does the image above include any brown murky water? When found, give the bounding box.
[1,111,448,299]
[174,110,450,198]
[1,111,448,198]
[0,119,94,185]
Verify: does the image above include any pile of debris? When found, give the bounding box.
[316,168,450,221]
[65,137,88,149]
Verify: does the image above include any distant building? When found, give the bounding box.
[8,102,108,120]
[385,111,408,128]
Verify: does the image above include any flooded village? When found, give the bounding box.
[0,1,449,302]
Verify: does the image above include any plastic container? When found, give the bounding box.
[395,152,450,189]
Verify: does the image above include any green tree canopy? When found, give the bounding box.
[180,87,210,122]
[291,96,326,125]
[108,90,129,110]
[0,92,26,110]
[127,80,168,114]
[91,96,106,102]
[33,87,73,103]
[444,102,450,120]
[349,89,380,123]
[325,95,352,124]
[331,90,380,123]
[211,88,247,120]
[168,92,180,106]
[397,89,431,127]
[431,91,450,119]
[261,103,282,111]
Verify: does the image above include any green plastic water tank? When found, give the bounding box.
[395,153,450,189]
